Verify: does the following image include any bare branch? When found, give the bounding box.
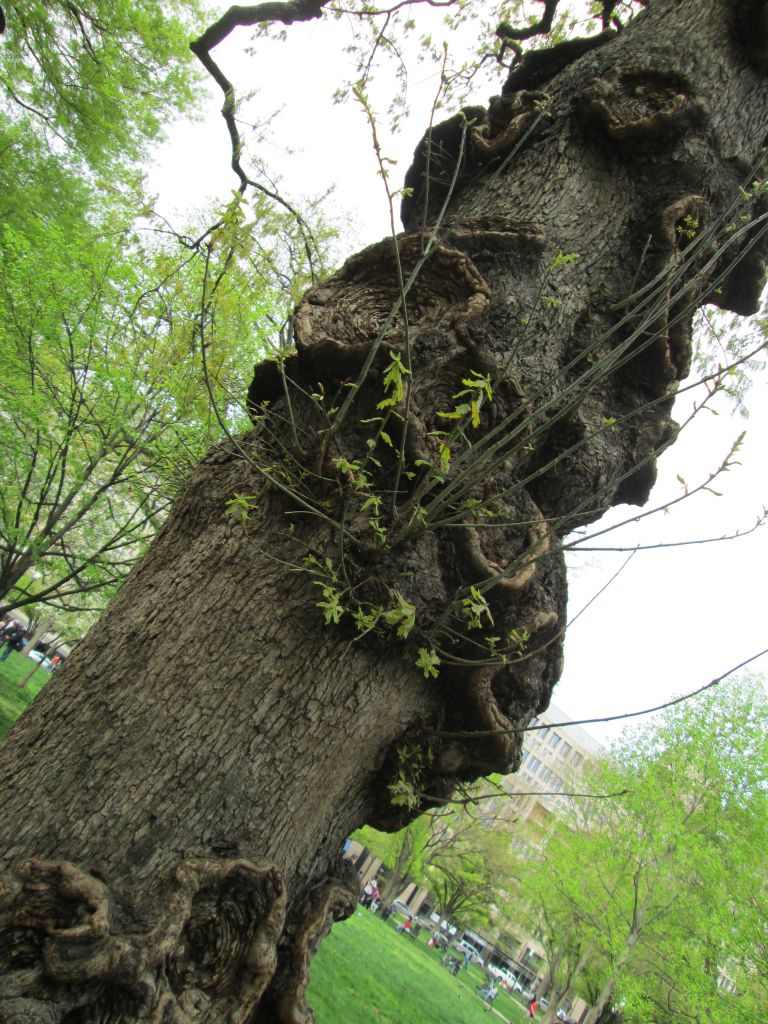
[189,2,327,271]
[418,786,631,807]
[496,0,561,46]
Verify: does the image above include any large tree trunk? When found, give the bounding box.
[1,1,767,1021]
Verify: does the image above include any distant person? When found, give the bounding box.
[0,621,25,662]
[361,879,375,908]
[464,951,472,970]
[528,997,540,1018]
[50,654,62,671]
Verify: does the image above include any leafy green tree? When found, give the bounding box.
[0,1,340,624]
[0,191,337,615]
[513,677,768,1024]
[424,821,513,927]
[0,1,201,176]
[356,795,518,927]
[354,817,431,904]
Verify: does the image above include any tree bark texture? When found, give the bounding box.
[1,1,768,1021]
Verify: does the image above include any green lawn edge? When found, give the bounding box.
[308,907,531,1024]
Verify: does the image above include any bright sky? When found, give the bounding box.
[148,11,768,745]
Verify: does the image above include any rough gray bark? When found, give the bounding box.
[1,1,768,1021]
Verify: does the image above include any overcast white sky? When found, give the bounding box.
[147,11,767,745]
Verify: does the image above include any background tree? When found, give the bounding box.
[1,1,767,1022]
[424,819,516,927]
[512,676,768,1024]
[357,794,516,923]
[0,181,338,617]
[0,0,200,178]
[354,817,432,904]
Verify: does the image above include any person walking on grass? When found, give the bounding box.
[528,996,540,1018]
[0,621,25,662]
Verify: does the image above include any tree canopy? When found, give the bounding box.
[511,676,768,1024]
[0,0,200,176]
[0,0,340,619]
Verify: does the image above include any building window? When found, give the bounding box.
[560,741,572,758]
[548,733,561,750]
[528,756,541,773]
[571,751,583,768]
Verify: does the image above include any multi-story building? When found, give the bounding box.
[478,701,602,849]
[506,701,602,826]
[477,702,602,1015]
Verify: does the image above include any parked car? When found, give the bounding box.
[456,939,483,964]
[391,899,412,918]
[487,965,516,989]
[28,650,53,671]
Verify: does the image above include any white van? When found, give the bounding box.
[457,939,483,963]
[488,964,516,989]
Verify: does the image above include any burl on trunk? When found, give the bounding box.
[1,1,767,1021]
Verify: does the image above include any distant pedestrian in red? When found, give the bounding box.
[528,998,539,1018]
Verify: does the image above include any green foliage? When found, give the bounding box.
[381,593,416,639]
[225,494,260,527]
[436,370,493,429]
[378,351,410,409]
[510,676,768,1023]
[389,743,434,809]
[461,586,494,630]
[416,647,441,679]
[356,790,520,929]
[0,164,344,618]
[0,1,202,176]
[0,0,341,622]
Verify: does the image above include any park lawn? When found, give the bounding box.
[0,651,50,740]
[307,907,530,1024]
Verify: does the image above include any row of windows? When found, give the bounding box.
[519,753,567,792]
[528,718,584,767]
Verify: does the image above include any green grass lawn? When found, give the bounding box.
[307,908,530,1024]
[0,650,50,740]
